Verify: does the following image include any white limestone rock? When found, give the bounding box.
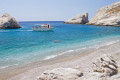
[0,13,21,29]
[64,13,88,24]
[83,72,109,80]
[88,1,120,26]
[92,54,118,76]
[82,54,118,80]
[37,68,83,80]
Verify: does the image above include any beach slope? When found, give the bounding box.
[1,41,120,80]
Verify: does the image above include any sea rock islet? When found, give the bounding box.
[0,13,21,29]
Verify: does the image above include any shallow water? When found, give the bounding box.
[0,21,120,68]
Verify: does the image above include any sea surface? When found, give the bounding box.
[0,21,120,68]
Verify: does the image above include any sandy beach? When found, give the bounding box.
[0,41,120,80]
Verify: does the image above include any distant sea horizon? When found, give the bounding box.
[0,21,120,69]
[18,21,64,22]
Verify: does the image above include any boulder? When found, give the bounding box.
[83,72,108,80]
[83,54,118,80]
[64,13,89,24]
[92,54,118,76]
[88,1,120,26]
[37,68,83,80]
[0,13,21,29]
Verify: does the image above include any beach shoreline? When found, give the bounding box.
[0,40,120,80]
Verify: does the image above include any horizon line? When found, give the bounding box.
[18,20,61,22]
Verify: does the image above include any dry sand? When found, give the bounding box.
[0,41,120,80]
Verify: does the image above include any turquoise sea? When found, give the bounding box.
[0,21,120,68]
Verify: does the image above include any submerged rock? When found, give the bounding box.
[53,40,62,43]
[64,13,89,24]
[88,1,120,26]
[0,13,21,29]
[37,68,83,80]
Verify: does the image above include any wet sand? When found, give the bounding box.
[1,41,120,80]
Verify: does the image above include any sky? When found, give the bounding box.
[0,0,119,21]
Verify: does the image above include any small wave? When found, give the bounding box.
[0,30,33,32]
[61,50,74,54]
[95,40,120,49]
[0,30,10,32]
[11,30,33,32]
[0,66,9,69]
[27,30,33,31]
[15,30,33,32]
[0,64,18,69]
[75,47,87,51]
[44,50,75,60]
[44,55,57,60]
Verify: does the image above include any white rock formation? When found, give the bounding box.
[83,72,108,80]
[88,1,120,26]
[37,68,83,80]
[83,54,118,80]
[64,13,89,24]
[0,13,21,29]
[92,54,118,76]
[37,54,119,80]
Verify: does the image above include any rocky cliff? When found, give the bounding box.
[64,13,89,24]
[88,1,120,26]
[0,13,21,29]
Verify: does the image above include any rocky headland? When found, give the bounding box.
[64,13,89,24]
[64,1,120,27]
[88,1,120,26]
[0,13,21,29]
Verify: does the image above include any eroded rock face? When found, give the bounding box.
[0,13,21,29]
[92,54,118,76]
[83,54,118,80]
[88,1,120,26]
[64,13,89,24]
[37,68,83,80]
